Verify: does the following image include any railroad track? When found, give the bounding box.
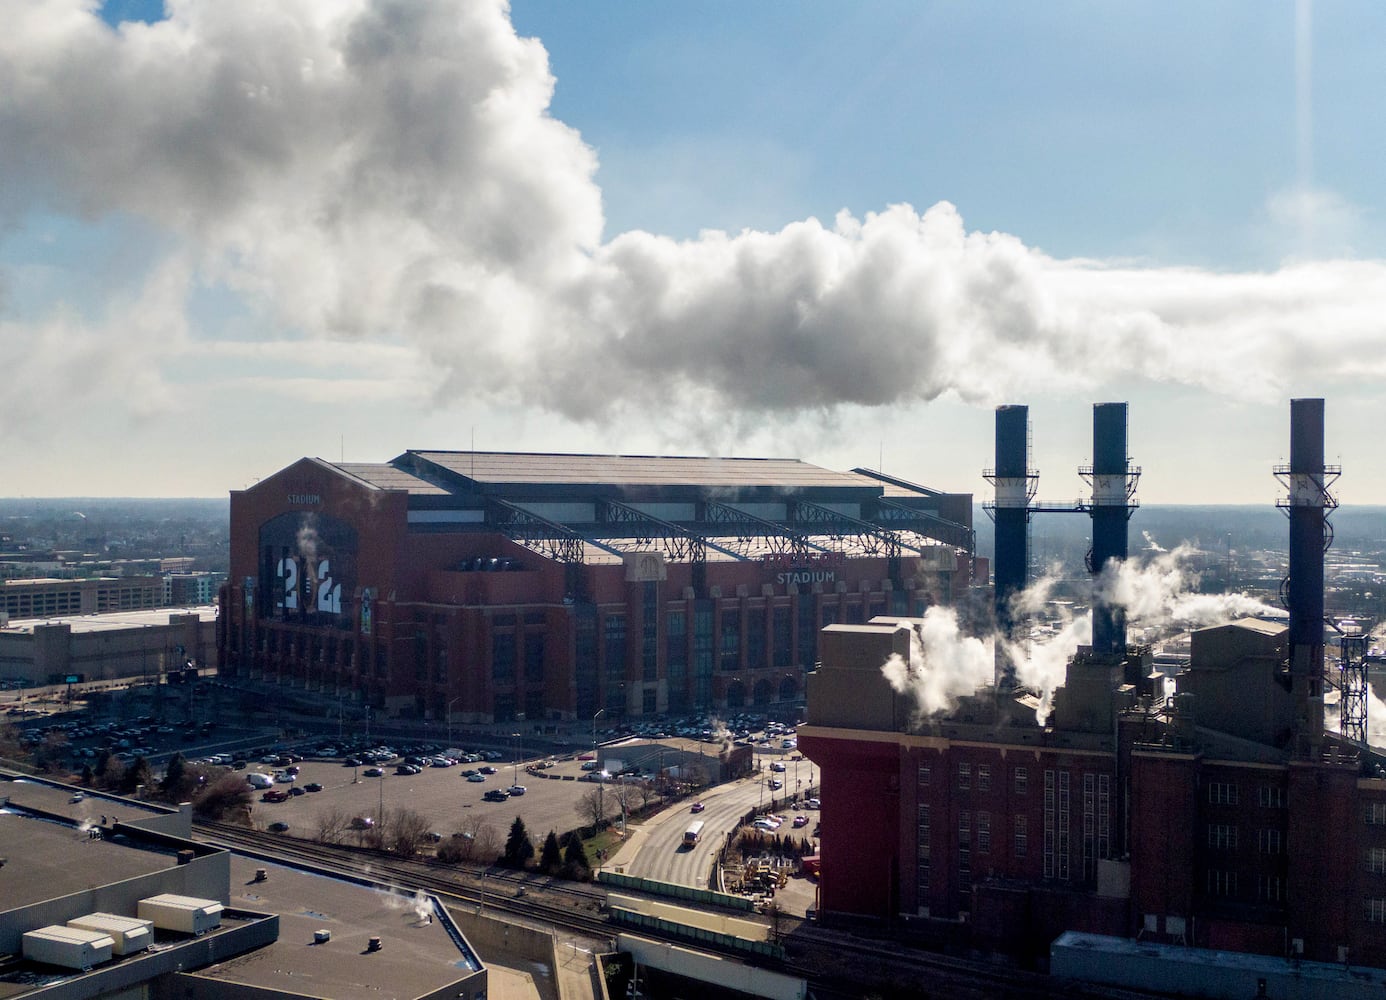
[195,822,1170,1000]
[195,820,613,938]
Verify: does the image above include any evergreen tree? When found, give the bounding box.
[80,763,94,786]
[118,755,153,796]
[161,752,187,795]
[539,830,563,874]
[501,815,534,869]
[561,831,589,878]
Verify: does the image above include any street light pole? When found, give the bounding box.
[593,708,605,829]
[511,731,521,787]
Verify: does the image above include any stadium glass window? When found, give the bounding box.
[772,606,792,667]
[524,631,544,677]
[491,632,516,682]
[720,609,740,671]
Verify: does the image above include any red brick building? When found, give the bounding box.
[797,618,1386,967]
[218,451,974,725]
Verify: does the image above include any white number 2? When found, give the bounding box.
[315,558,342,614]
[277,557,299,610]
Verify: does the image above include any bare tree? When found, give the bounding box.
[387,807,432,857]
[636,778,658,813]
[192,772,252,823]
[314,805,352,845]
[472,822,502,862]
[579,786,607,831]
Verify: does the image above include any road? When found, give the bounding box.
[617,768,814,888]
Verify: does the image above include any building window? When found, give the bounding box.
[1014,766,1028,796]
[1367,802,1386,826]
[1366,898,1386,924]
[491,632,516,682]
[1371,847,1386,875]
[978,812,991,854]
[772,606,792,667]
[666,610,687,713]
[1258,828,1283,855]
[1015,815,1028,859]
[1258,875,1283,904]
[1208,781,1238,806]
[642,581,659,682]
[693,602,714,708]
[720,609,741,671]
[604,614,627,711]
[1258,784,1285,808]
[1207,870,1237,897]
[917,804,930,859]
[958,811,971,846]
[524,631,544,678]
[958,762,971,791]
[918,764,932,787]
[978,764,991,792]
[1208,824,1238,850]
[746,608,766,670]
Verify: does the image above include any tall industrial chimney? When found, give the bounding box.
[1087,402,1139,657]
[1277,397,1338,750]
[987,405,1035,691]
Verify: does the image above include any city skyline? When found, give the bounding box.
[3,2,1386,502]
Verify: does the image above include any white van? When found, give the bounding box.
[246,772,274,789]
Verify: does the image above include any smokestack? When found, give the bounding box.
[1088,402,1138,657]
[1277,397,1337,750]
[987,405,1034,691]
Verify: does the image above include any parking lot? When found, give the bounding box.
[244,749,622,846]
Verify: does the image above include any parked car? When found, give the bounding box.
[690,801,705,813]
[362,767,384,778]
[770,762,787,772]
[483,788,509,802]
[288,786,306,796]
[507,785,526,796]
[267,822,289,833]
[261,789,288,803]
[466,773,486,782]
[304,782,323,793]
[478,765,498,775]
[793,815,809,828]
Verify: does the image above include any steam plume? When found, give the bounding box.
[2,1,1386,445]
[880,606,995,721]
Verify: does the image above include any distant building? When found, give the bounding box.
[0,577,161,620]
[0,609,215,686]
[219,451,975,724]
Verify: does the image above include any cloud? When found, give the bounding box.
[4,0,1386,447]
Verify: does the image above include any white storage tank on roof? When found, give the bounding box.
[67,912,153,955]
[23,925,115,970]
[137,893,223,935]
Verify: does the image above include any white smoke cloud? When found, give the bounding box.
[880,606,994,721]
[1141,531,1166,553]
[3,1,1386,443]
[886,548,1282,727]
[1097,544,1280,628]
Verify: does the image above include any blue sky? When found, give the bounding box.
[2,1,1384,503]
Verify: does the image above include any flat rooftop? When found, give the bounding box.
[188,855,482,999]
[0,605,217,635]
[0,808,179,910]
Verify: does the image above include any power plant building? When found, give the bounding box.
[217,451,976,724]
[798,400,1386,971]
